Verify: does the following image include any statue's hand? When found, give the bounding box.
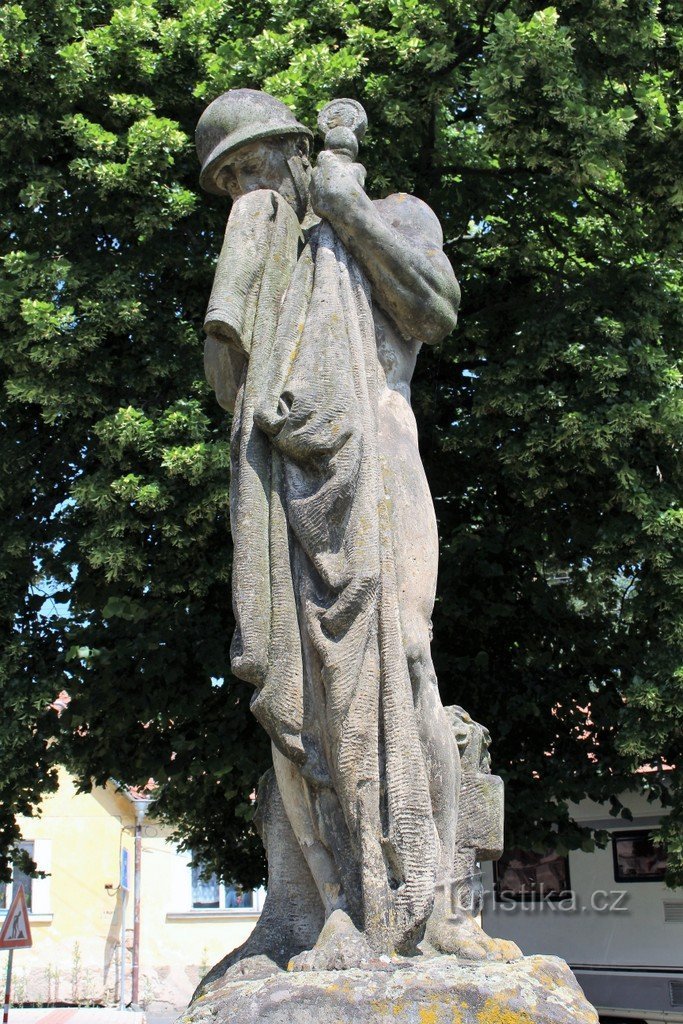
[310,149,367,221]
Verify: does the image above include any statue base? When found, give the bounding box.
[180,953,599,1024]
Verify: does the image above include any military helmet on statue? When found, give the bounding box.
[196,89,313,196]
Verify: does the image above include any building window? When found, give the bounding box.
[612,830,667,882]
[0,842,34,913]
[493,847,571,901]
[191,864,255,911]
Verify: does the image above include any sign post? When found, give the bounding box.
[3,950,13,1024]
[119,849,129,1011]
[0,886,32,1024]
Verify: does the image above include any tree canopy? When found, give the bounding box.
[1,0,681,887]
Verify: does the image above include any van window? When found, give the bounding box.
[493,847,571,901]
[612,830,667,882]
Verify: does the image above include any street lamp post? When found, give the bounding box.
[129,794,154,1010]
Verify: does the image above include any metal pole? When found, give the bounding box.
[131,821,142,1007]
[3,949,14,1024]
[118,888,128,1011]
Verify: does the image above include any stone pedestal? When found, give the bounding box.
[180,954,598,1024]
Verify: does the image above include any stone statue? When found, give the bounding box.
[187,89,600,1024]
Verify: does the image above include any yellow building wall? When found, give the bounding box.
[1,769,259,1011]
[136,826,260,1008]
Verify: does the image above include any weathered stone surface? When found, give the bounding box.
[182,954,599,1024]
[446,706,504,918]
[197,89,470,957]
[193,93,594,1017]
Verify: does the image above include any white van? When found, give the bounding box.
[481,791,683,1024]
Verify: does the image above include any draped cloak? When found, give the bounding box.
[204,188,439,950]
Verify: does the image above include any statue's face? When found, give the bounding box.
[218,138,309,217]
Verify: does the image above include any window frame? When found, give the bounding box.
[0,841,34,915]
[189,860,263,914]
[612,829,668,883]
[493,846,572,903]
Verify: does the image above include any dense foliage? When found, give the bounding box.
[1,0,681,887]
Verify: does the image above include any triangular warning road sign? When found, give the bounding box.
[0,886,32,949]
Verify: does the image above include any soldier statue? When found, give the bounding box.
[195,89,520,971]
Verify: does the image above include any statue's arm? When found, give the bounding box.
[310,152,460,344]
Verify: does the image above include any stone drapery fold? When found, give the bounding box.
[207,189,438,949]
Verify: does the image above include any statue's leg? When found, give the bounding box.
[379,390,520,961]
[273,748,386,971]
[271,745,346,918]
[378,388,458,877]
